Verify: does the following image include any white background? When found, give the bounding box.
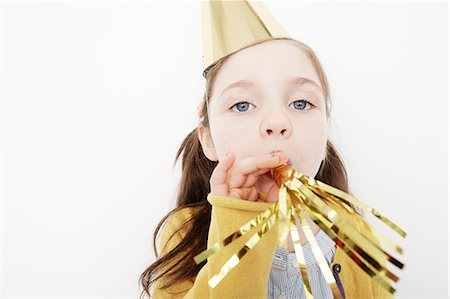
[1,1,448,298]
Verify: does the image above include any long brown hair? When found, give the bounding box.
[139,37,361,298]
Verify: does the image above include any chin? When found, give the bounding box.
[291,164,315,177]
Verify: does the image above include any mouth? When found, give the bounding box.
[270,150,292,165]
[270,149,292,165]
[262,158,292,180]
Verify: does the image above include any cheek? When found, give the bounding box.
[304,122,327,149]
[210,120,252,160]
[294,121,327,176]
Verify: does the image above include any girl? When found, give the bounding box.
[140,2,392,298]
[139,37,392,299]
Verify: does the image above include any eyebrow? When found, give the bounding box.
[219,76,324,97]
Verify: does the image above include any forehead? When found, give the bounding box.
[212,40,322,97]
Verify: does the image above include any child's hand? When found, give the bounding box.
[209,151,289,202]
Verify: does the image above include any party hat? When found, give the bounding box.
[202,0,290,77]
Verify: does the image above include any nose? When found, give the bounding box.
[260,108,291,138]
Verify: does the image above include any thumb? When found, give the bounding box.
[266,181,280,203]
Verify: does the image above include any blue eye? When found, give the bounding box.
[291,99,313,110]
[230,101,254,112]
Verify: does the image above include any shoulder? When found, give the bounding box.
[158,206,198,256]
[165,207,196,229]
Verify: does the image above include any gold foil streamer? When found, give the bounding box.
[292,197,343,299]
[289,212,313,299]
[209,209,278,288]
[193,203,277,264]
[311,186,403,254]
[193,164,406,296]
[290,179,401,291]
[291,188,397,292]
[278,185,289,248]
[303,176,407,238]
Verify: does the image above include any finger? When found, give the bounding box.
[229,188,245,199]
[246,187,259,202]
[210,151,236,196]
[266,181,280,203]
[229,187,256,201]
[240,167,274,187]
[228,153,289,188]
[240,166,279,188]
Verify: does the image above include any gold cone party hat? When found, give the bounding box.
[202,0,291,77]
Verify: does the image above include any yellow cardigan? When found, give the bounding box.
[152,194,393,299]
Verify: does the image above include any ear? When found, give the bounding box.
[197,126,218,162]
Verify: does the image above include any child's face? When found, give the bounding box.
[199,40,328,194]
